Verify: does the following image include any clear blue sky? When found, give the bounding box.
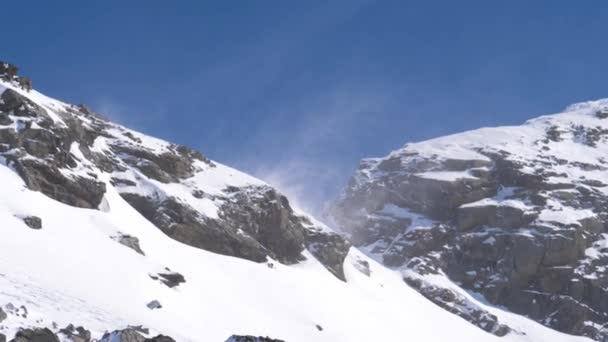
[4,1,608,213]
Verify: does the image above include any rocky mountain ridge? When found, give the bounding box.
[0,61,593,341]
[329,96,608,340]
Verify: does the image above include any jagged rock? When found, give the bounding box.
[0,90,47,118]
[121,186,309,266]
[304,229,350,281]
[112,233,145,255]
[20,216,42,229]
[0,62,18,80]
[120,193,269,262]
[12,159,106,209]
[100,329,145,342]
[146,300,162,310]
[58,324,91,342]
[225,336,285,342]
[10,328,59,342]
[0,307,6,322]
[150,271,185,288]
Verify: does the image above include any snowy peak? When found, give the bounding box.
[563,97,608,113]
[329,97,608,340]
[0,62,593,342]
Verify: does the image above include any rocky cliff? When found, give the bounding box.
[329,99,608,340]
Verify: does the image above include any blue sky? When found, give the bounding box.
[4,1,608,214]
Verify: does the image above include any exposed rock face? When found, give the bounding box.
[58,324,91,342]
[10,328,59,342]
[329,101,608,340]
[226,336,285,342]
[0,63,349,281]
[1,326,174,342]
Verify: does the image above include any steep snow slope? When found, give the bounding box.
[330,98,608,340]
[0,147,589,342]
[0,64,591,341]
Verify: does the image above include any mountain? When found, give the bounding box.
[0,62,590,342]
[329,95,608,341]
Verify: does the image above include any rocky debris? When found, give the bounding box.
[225,336,285,342]
[4,304,28,319]
[315,325,323,331]
[112,233,145,255]
[19,216,42,230]
[58,324,91,342]
[146,300,162,310]
[149,270,185,288]
[10,328,59,342]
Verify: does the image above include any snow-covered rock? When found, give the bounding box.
[0,63,591,341]
[329,96,608,340]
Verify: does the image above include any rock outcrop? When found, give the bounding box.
[329,100,608,340]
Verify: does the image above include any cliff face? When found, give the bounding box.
[329,100,608,340]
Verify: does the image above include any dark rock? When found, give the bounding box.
[146,300,162,310]
[0,333,5,342]
[121,186,309,266]
[20,216,42,229]
[58,324,91,342]
[13,159,106,209]
[100,329,145,342]
[304,229,351,281]
[113,233,145,255]
[150,271,186,288]
[10,328,59,342]
[225,336,285,342]
[0,89,47,118]
[120,193,269,263]
[0,307,6,323]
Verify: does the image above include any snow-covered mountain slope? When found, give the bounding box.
[0,62,591,341]
[329,97,608,340]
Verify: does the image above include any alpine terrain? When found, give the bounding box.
[0,62,596,341]
[329,93,608,340]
